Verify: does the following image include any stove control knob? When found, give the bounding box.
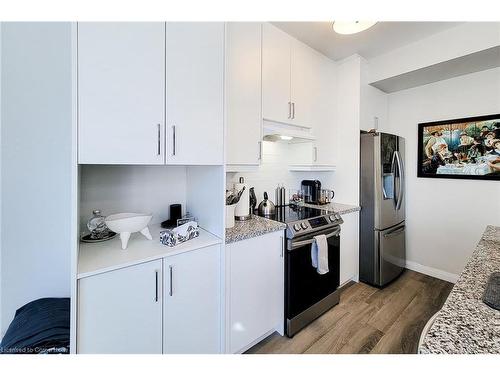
[300,222,308,230]
[329,215,336,222]
[293,223,301,231]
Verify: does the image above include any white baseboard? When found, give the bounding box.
[405,260,459,283]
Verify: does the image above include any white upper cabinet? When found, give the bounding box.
[290,39,317,128]
[166,22,224,165]
[226,22,263,166]
[262,23,292,124]
[312,53,337,165]
[78,22,165,165]
[163,245,221,353]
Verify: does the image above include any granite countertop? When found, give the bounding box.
[225,215,286,244]
[302,202,361,215]
[420,225,500,354]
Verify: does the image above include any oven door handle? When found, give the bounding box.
[290,227,341,250]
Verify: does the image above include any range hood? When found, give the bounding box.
[262,120,315,143]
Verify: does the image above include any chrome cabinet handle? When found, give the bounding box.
[155,270,159,302]
[313,146,318,162]
[280,236,284,258]
[169,265,173,296]
[258,141,262,160]
[171,126,176,156]
[157,124,161,156]
[287,102,291,119]
[291,102,295,119]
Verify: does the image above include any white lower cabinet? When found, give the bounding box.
[77,259,163,354]
[77,244,221,354]
[163,245,221,354]
[227,231,284,353]
[340,212,360,285]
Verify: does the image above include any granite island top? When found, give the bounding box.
[225,215,286,244]
[420,225,500,354]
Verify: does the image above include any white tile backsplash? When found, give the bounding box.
[226,141,336,205]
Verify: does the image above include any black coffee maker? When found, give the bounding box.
[301,180,321,204]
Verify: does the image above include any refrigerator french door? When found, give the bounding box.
[360,132,406,287]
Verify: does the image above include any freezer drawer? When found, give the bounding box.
[377,223,405,286]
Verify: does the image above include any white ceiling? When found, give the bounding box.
[273,22,464,61]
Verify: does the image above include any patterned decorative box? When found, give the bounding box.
[159,221,199,247]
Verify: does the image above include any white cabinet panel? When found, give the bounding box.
[78,22,165,164]
[164,245,221,353]
[228,231,284,353]
[290,39,316,128]
[340,212,359,285]
[226,22,263,166]
[312,54,337,165]
[166,22,224,165]
[262,23,292,124]
[77,260,163,354]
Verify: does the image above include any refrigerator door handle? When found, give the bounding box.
[395,151,404,211]
[383,225,405,238]
[391,151,398,208]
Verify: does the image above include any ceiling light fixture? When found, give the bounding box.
[332,21,377,35]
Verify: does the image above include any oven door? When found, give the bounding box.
[286,227,340,320]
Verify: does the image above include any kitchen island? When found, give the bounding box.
[420,225,500,354]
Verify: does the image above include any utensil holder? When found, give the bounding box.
[225,204,237,228]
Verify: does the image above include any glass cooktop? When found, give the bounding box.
[259,204,328,224]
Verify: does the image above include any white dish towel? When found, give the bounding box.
[311,234,329,274]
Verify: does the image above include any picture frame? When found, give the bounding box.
[417,114,500,181]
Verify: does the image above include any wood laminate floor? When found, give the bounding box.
[246,270,453,354]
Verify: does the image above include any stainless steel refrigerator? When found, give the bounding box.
[360,132,406,287]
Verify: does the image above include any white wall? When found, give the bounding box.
[1,23,73,334]
[226,141,336,205]
[79,165,187,233]
[387,67,500,279]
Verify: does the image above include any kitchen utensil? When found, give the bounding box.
[105,213,153,250]
[249,187,257,213]
[258,192,276,216]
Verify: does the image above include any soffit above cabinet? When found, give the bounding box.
[370,46,500,93]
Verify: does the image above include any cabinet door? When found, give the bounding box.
[262,23,292,124]
[78,22,165,164]
[77,260,162,354]
[340,212,359,285]
[229,231,284,353]
[290,39,316,128]
[312,54,337,165]
[166,23,224,165]
[226,22,263,166]
[164,245,221,353]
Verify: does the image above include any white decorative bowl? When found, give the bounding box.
[105,213,153,250]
